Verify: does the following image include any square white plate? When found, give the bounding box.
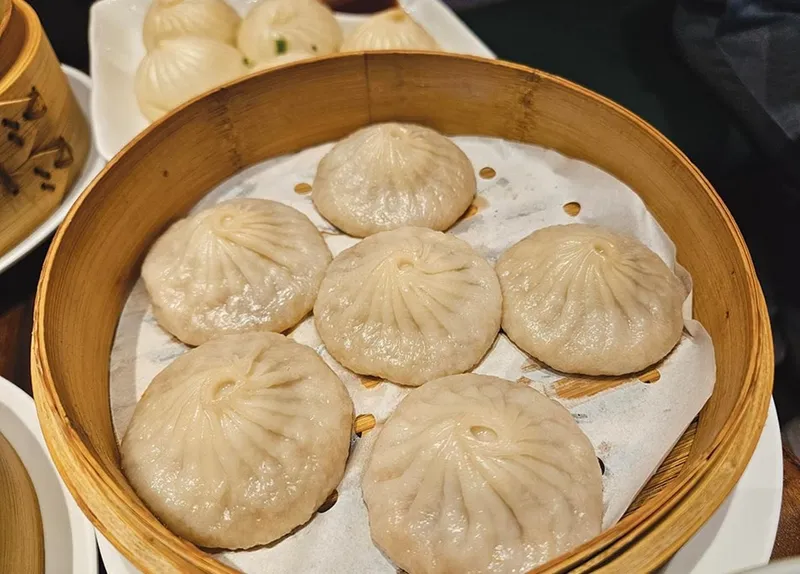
[89,0,495,161]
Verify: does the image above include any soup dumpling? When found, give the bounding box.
[312,123,476,237]
[314,227,501,386]
[121,333,354,549]
[496,223,686,375]
[363,373,603,573]
[142,198,332,346]
[341,8,439,52]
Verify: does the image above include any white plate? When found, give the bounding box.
[97,400,783,573]
[0,66,106,275]
[0,376,98,574]
[88,0,495,161]
[663,399,783,573]
[737,558,800,574]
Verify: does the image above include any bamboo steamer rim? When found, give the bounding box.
[0,429,45,573]
[566,303,772,572]
[31,52,772,573]
[0,0,41,92]
[0,0,11,41]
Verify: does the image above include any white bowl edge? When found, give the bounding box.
[0,376,98,574]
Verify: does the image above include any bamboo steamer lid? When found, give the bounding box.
[32,53,771,572]
[0,0,11,40]
[0,0,17,80]
[0,0,89,257]
[0,430,44,573]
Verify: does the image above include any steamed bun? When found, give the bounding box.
[237,0,342,65]
[142,0,240,51]
[134,36,247,122]
[496,224,686,375]
[142,198,331,345]
[314,227,501,386]
[312,123,476,237]
[341,8,439,52]
[121,333,354,549]
[363,373,603,573]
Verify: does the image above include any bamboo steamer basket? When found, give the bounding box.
[32,53,772,573]
[0,0,11,40]
[0,0,90,257]
[0,430,44,573]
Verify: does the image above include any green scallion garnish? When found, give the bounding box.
[275,37,288,55]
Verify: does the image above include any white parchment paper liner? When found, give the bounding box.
[109,136,716,573]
